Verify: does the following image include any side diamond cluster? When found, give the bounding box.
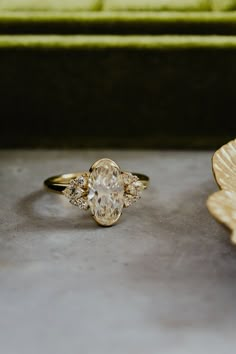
[63,173,89,210]
[122,172,145,208]
[63,171,145,210]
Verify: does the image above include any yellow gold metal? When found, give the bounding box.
[207,138,236,244]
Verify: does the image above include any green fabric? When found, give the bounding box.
[1,0,236,11]
[104,0,211,11]
[211,0,236,10]
[0,0,102,11]
[2,11,236,23]
[1,1,236,35]
[0,33,235,149]
[0,1,235,149]
[104,0,236,11]
[1,34,236,49]
[1,11,236,35]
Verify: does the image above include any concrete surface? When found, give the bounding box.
[0,150,236,354]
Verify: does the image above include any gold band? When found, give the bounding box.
[45,172,149,194]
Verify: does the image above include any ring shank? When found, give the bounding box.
[44,172,149,193]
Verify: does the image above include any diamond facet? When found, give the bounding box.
[123,173,145,208]
[127,180,144,196]
[122,172,134,185]
[88,158,124,226]
[63,177,88,209]
[75,174,88,189]
[62,160,146,224]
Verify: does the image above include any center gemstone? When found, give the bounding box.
[88,158,124,226]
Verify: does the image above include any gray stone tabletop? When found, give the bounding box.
[0,150,236,354]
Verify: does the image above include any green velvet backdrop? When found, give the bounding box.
[0,1,236,148]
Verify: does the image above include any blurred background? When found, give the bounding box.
[1,4,236,353]
[0,0,236,149]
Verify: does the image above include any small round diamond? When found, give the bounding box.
[75,174,88,188]
[123,174,145,207]
[124,195,134,207]
[77,197,89,210]
[63,187,73,198]
[63,176,88,209]
[123,172,133,185]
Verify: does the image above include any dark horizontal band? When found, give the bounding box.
[44,172,149,193]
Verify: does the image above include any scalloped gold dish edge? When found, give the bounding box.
[207,138,236,244]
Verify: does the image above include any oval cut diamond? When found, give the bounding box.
[88,159,124,226]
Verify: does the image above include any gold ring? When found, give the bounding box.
[44,158,149,226]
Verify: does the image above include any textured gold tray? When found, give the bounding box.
[207,138,236,244]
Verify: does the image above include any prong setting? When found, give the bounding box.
[62,160,146,225]
[63,173,89,210]
[122,172,145,208]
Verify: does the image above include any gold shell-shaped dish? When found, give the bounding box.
[207,139,236,244]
